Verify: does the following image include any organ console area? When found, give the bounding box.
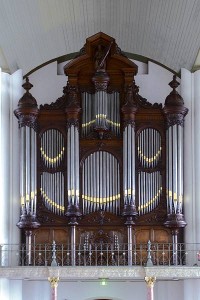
[14,32,188,266]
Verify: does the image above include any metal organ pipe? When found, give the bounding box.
[71,125,75,204]
[178,125,183,213]
[20,126,25,211]
[67,125,80,207]
[168,127,173,213]
[123,124,136,206]
[34,129,37,214]
[75,126,79,204]
[93,153,97,211]
[123,126,128,200]
[173,125,178,212]
[30,129,37,215]
[25,126,30,213]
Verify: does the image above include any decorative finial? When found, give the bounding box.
[22,77,33,93]
[164,75,184,107]
[168,75,179,91]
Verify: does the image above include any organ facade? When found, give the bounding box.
[14,32,188,266]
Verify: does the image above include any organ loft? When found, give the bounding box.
[14,32,188,266]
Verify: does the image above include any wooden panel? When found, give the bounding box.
[33,228,70,244]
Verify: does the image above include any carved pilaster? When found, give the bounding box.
[65,204,82,225]
[14,77,39,130]
[121,83,138,128]
[65,84,81,126]
[17,213,40,230]
[163,75,188,128]
[92,69,110,91]
[122,206,137,225]
[164,213,187,229]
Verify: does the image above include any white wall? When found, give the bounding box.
[29,60,176,107]
[22,279,184,300]
[23,280,50,300]
[29,62,66,106]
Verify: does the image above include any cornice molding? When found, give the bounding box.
[1,266,200,280]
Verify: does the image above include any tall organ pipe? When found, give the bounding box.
[25,126,30,213]
[166,123,183,214]
[18,125,37,215]
[123,124,136,205]
[20,127,25,211]
[67,125,80,206]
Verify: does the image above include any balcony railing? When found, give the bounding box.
[0,242,200,267]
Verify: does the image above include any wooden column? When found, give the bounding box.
[145,277,156,300]
[65,84,81,266]
[48,277,59,300]
[122,83,138,266]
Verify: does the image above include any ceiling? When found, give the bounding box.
[0,0,200,75]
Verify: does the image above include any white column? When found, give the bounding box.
[182,69,200,244]
[0,70,11,266]
[145,277,156,300]
[181,69,196,246]
[194,70,200,245]
[183,279,200,300]
[48,277,59,300]
[0,68,23,299]
[9,279,22,300]
[0,279,10,300]
[9,70,23,265]
[181,69,200,300]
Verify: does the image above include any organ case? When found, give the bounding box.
[14,32,188,266]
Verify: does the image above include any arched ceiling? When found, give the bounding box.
[0,0,200,75]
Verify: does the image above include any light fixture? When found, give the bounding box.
[100,278,108,286]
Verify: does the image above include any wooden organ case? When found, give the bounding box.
[15,33,188,266]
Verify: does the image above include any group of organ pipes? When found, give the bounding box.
[81,91,121,137]
[14,33,188,266]
[82,151,120,214]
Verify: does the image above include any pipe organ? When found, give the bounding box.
[14,33,188,266]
